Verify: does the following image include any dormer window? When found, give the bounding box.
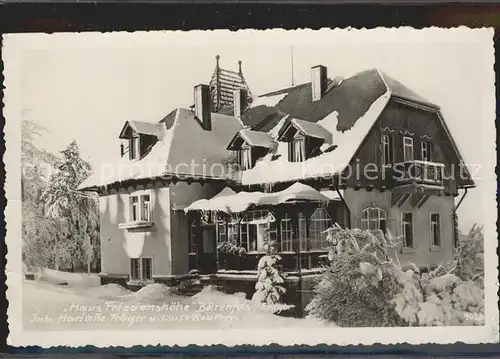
[279,118,333,163]
[239,146,252,170]
[290,138,305,162]
[227,129,274,171]
[119,120,163,161]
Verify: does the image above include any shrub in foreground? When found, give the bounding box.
[306,224,485,327]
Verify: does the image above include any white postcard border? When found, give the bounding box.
[3,27,498,347]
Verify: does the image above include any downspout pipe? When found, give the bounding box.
[453,188,468,247]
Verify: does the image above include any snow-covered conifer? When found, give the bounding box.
[252,225,286,304]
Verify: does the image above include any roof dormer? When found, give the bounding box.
[227,129,274,170]
[278,118,333,162]
[119,121,164,160]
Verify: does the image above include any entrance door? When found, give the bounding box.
[198,226,217,273]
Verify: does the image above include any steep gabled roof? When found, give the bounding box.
[239,68,439,135]
[378,71,439,110]
[273,69,388,131]
[81,65,465,192]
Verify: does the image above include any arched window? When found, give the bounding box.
[309,208,332,250]
[280,213,293,252]
[360,207,387,231]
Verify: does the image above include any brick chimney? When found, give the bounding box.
[311,65,328,101]
[233,88,248,118]
[194,84,211,131]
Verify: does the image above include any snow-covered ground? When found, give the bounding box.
[23,270,330,330]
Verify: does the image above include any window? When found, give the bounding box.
[309,208,332,250]
[130,257,152,281]
[431,213,441,247]
[401,212,414,248]
[421,141,432,162]
[239,147,252,170]
[130,258,140,280]
[227,214,239,245]
[141,195,151,221]
[360,207,387,232]
[141,258,152,280]
[240,210,276,252]
[130,196,139,221]
[290,139,305,162]
[280,213,294,252]
[381,134,393,167]
[130,193,152,222]
[403,136,414,162]
[217,220,226,245]
[129,135,140,160]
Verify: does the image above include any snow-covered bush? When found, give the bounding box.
[392,270,484,326]
[307,224,485,327]
[252,228,286,304]
[393,224,485,326]
[306,227,405,327]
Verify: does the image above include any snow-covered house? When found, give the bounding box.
[79,58,474,307]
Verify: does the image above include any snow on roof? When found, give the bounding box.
[319,189,342,201]
[185,182,332,214]
[377,70,439,110]
[289,118,333,144]
[269,115,290,139]
[79,121,175,189]
[79,109,243,190]
[183,187,237,212]
[236,90,391,185]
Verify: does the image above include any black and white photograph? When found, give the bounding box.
[3,28,498,347]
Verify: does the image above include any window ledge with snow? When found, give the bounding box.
[429,245,441,252]
[401,247,416,254]
[118,221,155,230]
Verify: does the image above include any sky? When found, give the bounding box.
[9,28,495,231]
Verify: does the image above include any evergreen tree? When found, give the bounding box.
[41,140,99,272]
[252,226,286,304]
[21,120,65,270]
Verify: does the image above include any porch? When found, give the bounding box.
[184,182,349,274]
